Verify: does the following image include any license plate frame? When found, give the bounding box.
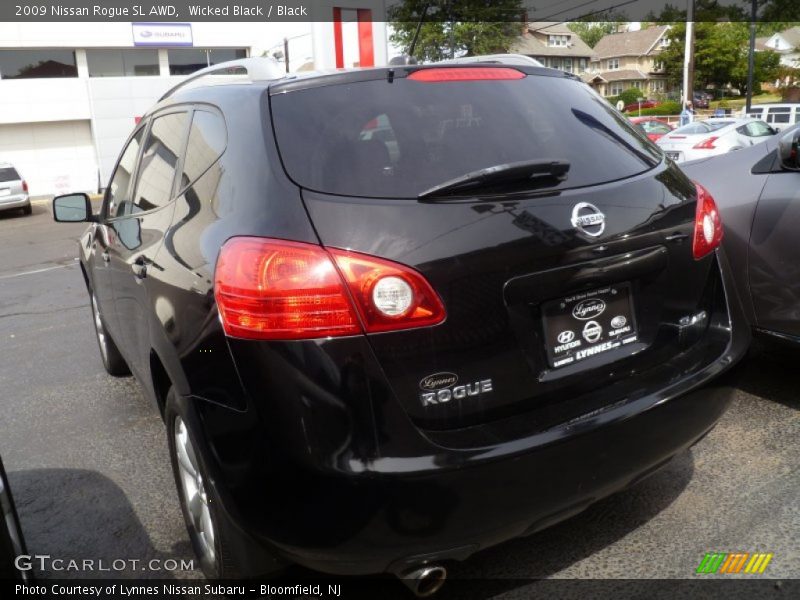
[542,283,639,369]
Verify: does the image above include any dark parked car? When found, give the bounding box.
[682,124,800,341]
[52,58,748,594]
[0,456,28,581]
[693,92,710,109]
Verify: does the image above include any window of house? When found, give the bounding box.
[130,112,189,213]
[610,83,624,95]
[86,49,159,77]
[0,49,78,79]
[660,37,670,47]
[608,59,620,70]
[168,49,248,75]
[579,58,587,72]
[653,60,664,71]
[548,35,568,47]
[563,58,573,72]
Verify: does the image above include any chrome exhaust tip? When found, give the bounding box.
[399,564,447,597]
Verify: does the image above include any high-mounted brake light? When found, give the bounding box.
[692,182,723,260]
[693,136,718,149]
[214,237,446,340]
[408,67,525,82]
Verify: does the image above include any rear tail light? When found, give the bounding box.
[22,180,28,193]
[328,248,446,333]
[692,182,723,260]
[408,67,525,82]
[214,237,446,340]
[693,136,718,149]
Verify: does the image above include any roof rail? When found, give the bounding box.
[159,57,285,101]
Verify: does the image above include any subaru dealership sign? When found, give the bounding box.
[132,23,193,46]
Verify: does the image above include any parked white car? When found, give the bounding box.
[738,103,800,132]
[657,118,776,163]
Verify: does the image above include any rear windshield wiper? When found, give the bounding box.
[417,159,570,200]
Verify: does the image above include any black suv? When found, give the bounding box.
[53,58,748,591]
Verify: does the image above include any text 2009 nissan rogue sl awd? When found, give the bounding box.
[53,58,749,591]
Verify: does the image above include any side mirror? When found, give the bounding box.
[53,193,95,223]
[778,129,800,171]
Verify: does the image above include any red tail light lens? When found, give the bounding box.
[328,248,446,333]
[693,136,718,149]
[692,182,723,260]
[214,237,446,340]
[22,180,28,193]
[408,67,525,83]
[214,238,361,340]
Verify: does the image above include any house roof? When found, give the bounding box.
[755,36,771,51]
[592,26,669,60]
[511,22,595,58]
[778,26,800,48]
[592,69,651,82]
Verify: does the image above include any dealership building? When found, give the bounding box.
[0,9,388,196]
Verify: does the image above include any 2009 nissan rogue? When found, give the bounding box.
[52,57,749,592]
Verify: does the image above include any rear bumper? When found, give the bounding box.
[0,194,29,210]
[283,376,736,575]
[212,249,749,575]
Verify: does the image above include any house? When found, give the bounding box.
[584,25,671,98]
[510,22,594,75]
[757,26,800,68]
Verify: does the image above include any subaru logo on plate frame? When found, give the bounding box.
[571,202,606,237]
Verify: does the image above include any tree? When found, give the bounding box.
[658,21,780,94]
[567,22,623,48]
[388,0,524,63]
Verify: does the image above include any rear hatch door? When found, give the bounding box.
[269,67,715,431]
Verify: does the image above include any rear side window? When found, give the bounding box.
[179,109,226,192]
[0,167,20,182]
[768,106,791,124]
[131,111,189,213]
[270,72,661,198]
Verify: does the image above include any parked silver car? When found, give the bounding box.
[657,118,776,164]
[0,163,31,215]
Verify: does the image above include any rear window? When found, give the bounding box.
[0,167,20,182]
[270,71,661,198]
[672,121,732,135]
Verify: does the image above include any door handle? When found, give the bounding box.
[132,256,148,279]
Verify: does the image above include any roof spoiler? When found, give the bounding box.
[159,57,285,101]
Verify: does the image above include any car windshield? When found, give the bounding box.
[672,121,733,135]
[270,70,661,199]
[0,167,21,182]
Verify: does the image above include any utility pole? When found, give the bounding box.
[745,0,757,113]
[283,37,289,73]
[682,0,695,109]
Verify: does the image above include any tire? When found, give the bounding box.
[22,203,32,215]
[90,292,130,376]
[165,390,284,579]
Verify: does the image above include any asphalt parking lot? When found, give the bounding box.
[1,202,799,593]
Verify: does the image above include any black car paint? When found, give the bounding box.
[0,456,27,581]
[69,66,749,575]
